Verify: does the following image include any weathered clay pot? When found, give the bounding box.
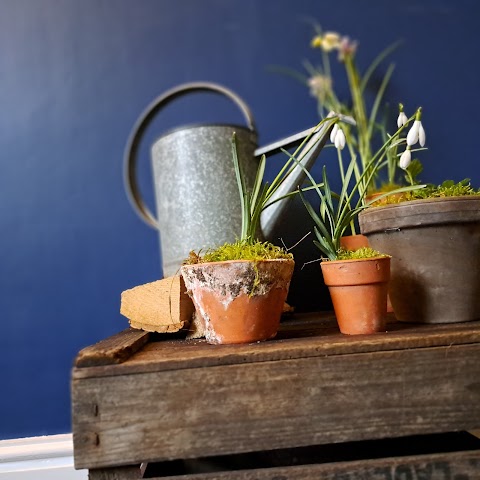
[359,196,480,324]
[320,256,390,335]
[181,259,294,344]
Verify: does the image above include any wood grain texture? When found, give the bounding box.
[120,277,194,333]
[85,451,480,479]
[72,342,480,469]
[74,329,150,367]
[88,465,141,479]
[157,451,480,480]
[73,315,480,378]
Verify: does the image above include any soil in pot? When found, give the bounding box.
[359,196,480,324]
[321,256,390,335]
[181,259,294,344]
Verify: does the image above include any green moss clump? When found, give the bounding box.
[335,247,390,261]
[368,182,405,195]
[183,239,293,264]
[409,179,480,199]
[372,179,480,206]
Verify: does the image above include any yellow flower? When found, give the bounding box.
[311,35,323,48]
[322,32,341,52]
[311,32,341,52]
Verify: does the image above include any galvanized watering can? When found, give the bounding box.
[124,82,333,277]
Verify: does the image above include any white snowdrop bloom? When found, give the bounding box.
[330,123,339,143]
[397,111,408,128]
[399,148,412,169]
[418,123,426,147]
[407,120,421,146]
[334,127,346,150]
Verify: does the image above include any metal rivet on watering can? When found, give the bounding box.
[124,82,335,277]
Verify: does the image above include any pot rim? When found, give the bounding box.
[321,255,391,266]
[181,258,295,269]
[359,195,480,234]
[361,194,480,213]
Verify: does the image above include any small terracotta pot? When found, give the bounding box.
[181,259,294,344]
[339,234,394,315]
[321,256,390,335]
[340,234,369,251]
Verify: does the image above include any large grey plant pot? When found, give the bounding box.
[359,196,480,324]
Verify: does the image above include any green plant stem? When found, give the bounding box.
[337,146,345,184]
[344,55,371,172]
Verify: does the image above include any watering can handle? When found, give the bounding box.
[123,81,256,229]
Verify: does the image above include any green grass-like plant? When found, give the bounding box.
[297,142,424,261]
[184,116,342,264]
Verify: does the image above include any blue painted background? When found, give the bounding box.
[0,0,478,439]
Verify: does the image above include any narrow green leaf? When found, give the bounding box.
[321,165,334,216]
[250,154,266,215]
[299,188,325,234]
[262,182,325,210]
[367,63,395,139]
[314,224,333,249]
[231,133,249,241]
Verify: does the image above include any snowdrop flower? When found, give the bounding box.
[334,127,346,150]
[418,122,426,147]
[406,121,420,145]
[397,103,408,128]
[399,147,412,170]
[330,123,339,143]
[406,107,426,147]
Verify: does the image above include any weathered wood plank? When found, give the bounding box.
[73,316,480,378]
[75,329,150,367]
[158,451,480,480]
[72,343,480,469]
[88,464,141,479]
[85,450,480,480]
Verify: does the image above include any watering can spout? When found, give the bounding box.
[259,116,337,240]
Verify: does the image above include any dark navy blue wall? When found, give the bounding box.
[0,0,478,439]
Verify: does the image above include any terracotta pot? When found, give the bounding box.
[339,234,394,315]
[359,196,480,324]
[320,256,390,335]
[339,234,369,250]
[181,259,294,344]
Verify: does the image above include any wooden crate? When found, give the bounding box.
[71,313,480,479]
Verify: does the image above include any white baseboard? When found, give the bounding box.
[0,434,87,479]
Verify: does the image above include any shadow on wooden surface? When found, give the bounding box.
[143,432,480,477]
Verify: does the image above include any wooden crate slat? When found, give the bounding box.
[73,316,480,378]
[86,450,480,479]
[72,343,480,469]
[75,328,150,367]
